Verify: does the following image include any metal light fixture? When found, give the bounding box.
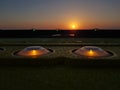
[74,46,112,58]
[16,46,51,58]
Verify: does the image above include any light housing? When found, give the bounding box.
[16,46,51,58]
[74,46,113,58]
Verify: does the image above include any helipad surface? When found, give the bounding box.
[0,38,120,66]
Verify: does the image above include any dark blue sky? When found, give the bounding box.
[0,0,120,29]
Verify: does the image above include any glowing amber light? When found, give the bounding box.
[28,50,42,56]
[87,50,96,57]
[16,46,51,58]
[26,50,44,58]
[74,46,112,58]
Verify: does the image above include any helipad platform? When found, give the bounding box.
[0,38,120,66]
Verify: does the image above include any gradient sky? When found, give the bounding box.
[0,0,120,29]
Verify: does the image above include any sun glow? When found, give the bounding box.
[72,24,76,29]
[69,22,79,30]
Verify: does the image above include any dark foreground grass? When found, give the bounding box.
[1,58,120,67]
[0,58,120,90]
[0,65,120,90]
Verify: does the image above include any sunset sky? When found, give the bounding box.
[0,0,120,29]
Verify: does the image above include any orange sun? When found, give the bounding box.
[72,24,76,29]
[69,22,79,30]
[68,21,81,30]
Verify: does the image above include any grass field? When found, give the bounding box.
[0,66,120,90]
[0,38,120,90]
